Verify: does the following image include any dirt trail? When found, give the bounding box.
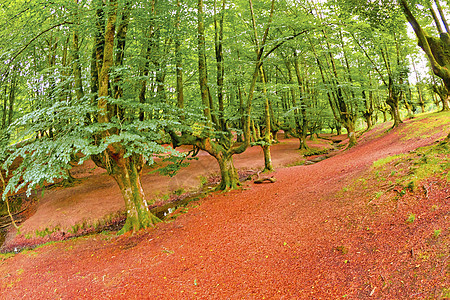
[0,114,449,299]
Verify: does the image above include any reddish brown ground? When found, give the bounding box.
[0,112,449,299]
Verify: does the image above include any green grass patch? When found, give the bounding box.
[0,252,15,261]
[398,111,450,141]
[302,148,329,157]
[406,213,416,224]
[372,154,407,169]
[371,140,449,192]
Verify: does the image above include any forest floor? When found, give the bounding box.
[0,111,449,299]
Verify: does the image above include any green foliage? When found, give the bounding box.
[406,213,416,224]
[433,229,442,238]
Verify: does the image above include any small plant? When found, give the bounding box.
[374,191,383,199]
[442,287,450,298]
[433,229,442,238]
[406,213,416,224]
[71,224,80,234]
[173,188,185,196]
[372,154,405,169]
[406,181,415,191]
[199,175,208,187]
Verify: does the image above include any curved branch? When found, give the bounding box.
[1,21,72,81]
[399,0,446,78]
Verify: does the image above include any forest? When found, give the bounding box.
[0,0,449,232]
[0,0,449,298]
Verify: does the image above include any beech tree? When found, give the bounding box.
[1,0,185,233]
[399,0,450,111]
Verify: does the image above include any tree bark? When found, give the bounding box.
[293,54,309,150]
[198,0,212,123]
[259,66,274,172]
[215,151,240,190]
[93,0,160,233]
[110,155,160,234]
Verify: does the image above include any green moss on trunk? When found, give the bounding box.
[111,155,161,234]
[216,152,240,191]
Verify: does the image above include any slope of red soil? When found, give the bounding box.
[1,134,333,250]
[0,113,449,299]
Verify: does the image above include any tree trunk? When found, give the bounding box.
[387,96,402,127]
[110,155,161,234]
[293,55,309,150]
[442,93,450,111]
[259,66,274,172]
[363,112,373,131]
[215,152,240,190]
[262,144,273,172]
[198,0,212,123]
[336,124,342,136]
[345,121,357,148]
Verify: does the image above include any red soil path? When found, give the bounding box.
[0,113,449,299]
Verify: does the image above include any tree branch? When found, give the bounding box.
[1,21,72,81]
[263,30,308,60]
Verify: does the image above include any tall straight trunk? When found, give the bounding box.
[72,1,84,102]
[176,0,184,112]
[293,55,309,150]
[362,91,373,131]
[412,60,425,113]
[323,30,356,147]
[198,0,212,123]
[138,1,155,121]
[308,36,341,134]
[1,86,7,129]
[404,89,414,116]
[285,60,304,148]
[434,0,450,33]
[259,65,274,172]
[214,0,226,130]
[7,78,15,127]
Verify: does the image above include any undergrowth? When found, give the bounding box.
[397,111,450,141]
[371,139,449,193]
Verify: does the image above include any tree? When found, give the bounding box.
[399,0,450,111]
[1,0,184,234]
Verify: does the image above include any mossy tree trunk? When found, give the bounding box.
[401,0,450,114]
[92,1,160,233]
[109,152,160,234]
[259,66,274,172]
[386,89,402,128]
[215,151,240,190]
[293,53,310,150]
